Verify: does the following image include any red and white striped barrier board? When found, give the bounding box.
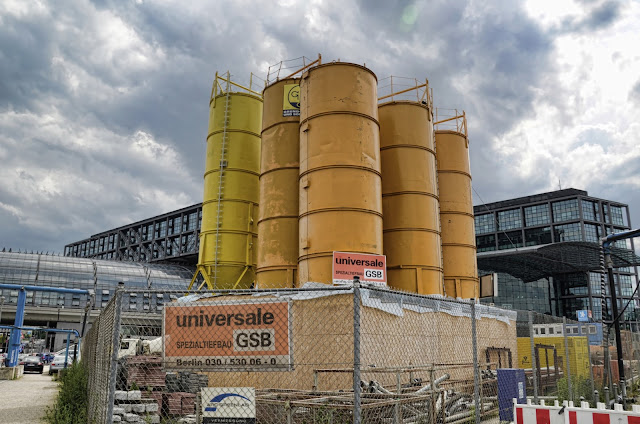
[566,401,640,424]
[514,399,565,424]
[514,399,640,424]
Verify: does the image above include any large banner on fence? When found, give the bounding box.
[163,300,291,371]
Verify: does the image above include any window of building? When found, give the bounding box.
[584,223,602,243]
[603,204,611,224]
[623,301,636,321]
[619,274,633,297]
[187,213,198,231]
[562,273,588,295]
[552,199,580,222]
[589,325,597,334]
[592,303,602,321]
[524,204,550,227]
[475,213,496,234]
[476,234,496,252]
[606,227,632,249]
[548,327,554,335]
[589,272,602,295]
[524,227,551,246]
[498,230,523,250]
[610,205,626,226]
[540,328,546,335]
[553,222,582,242]
[497,209,522,230]
[582,200,598,221]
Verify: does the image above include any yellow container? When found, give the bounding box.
[298,63,383,285]
[379,101,443,295]
[257,78,301,288]
[516,337,590,378]
[435,127,478,298]
[197,80,262,289]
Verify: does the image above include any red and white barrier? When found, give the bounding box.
[514,399,640,424]
[514,399,565,424]
[566,401,640,424]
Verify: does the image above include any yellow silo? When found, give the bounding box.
[379,82,444,295]
[298,63,383,285]
[189,73,262,291]
[434,111,479,298]
[256,77,301,288]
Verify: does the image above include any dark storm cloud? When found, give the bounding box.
[0,12,60,111]
[0,0,634,254]
[556,0,622,33]
[0,0,558,252]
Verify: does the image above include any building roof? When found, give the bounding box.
[477,242,640,282]
[0,251,194,291]
[473,188,629,214]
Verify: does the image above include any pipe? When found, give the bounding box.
[0,325,80,338]
[370,380,393,395]
[415,373,450,394]
[445,404,493,424]
[0,283,90,295]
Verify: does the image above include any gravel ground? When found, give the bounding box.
[0,365,59,423]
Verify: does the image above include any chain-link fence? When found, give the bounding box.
[82,283,640,424]
[83,291,122,423]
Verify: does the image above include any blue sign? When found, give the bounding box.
[577,310,590,322]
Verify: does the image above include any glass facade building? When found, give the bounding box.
[475,189,639,330]
[0,252,194,311]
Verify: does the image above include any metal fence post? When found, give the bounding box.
[528,311,539,402]
[563,317,573,402]
[353,279,361,424]
[106,289,124,423]
[584,325,596,404]
[470,300,480,424]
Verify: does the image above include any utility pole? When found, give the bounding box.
[601,228,640,408]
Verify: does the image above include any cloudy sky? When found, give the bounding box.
[1,0,639,253]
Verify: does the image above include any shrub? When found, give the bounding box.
[557,375,593,404]
[45,362,88,424]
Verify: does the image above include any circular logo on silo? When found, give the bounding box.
[287,85,300,108]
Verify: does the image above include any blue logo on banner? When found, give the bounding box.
[204,393,251,412]
[577,310,589,322]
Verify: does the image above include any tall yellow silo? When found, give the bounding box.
[256,78,301,288]
[434,112,478,298]
[189,73,262,291]
[379,85,444,295]
[298,63,383,285]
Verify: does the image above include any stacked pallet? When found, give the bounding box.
[127,356,166,388]
[162,392,196,415]
[165,372,208,393]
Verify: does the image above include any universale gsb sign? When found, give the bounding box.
[163,300,291,371]
[332,251,387,286]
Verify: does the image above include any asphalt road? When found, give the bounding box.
[0,365,59,423]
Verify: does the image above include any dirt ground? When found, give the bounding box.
[0,365,59,423]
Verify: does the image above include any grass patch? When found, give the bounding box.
[45,362,88,424]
